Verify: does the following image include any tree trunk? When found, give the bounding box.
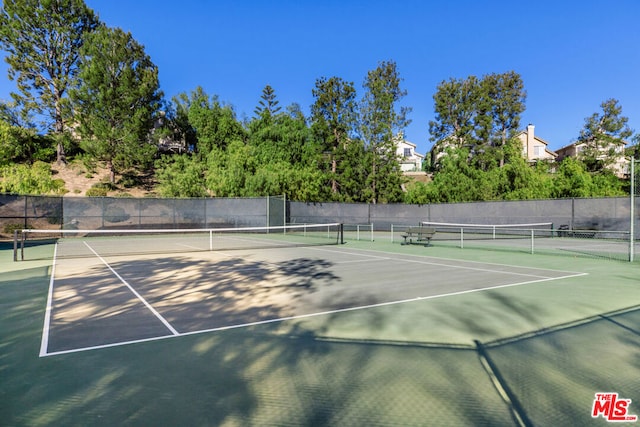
[108,160,116,184]
[56,142,66,165]
[54,92,67,165]
[331,157,337,193]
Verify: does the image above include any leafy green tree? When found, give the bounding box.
[0,0,99,163]
[590,171,625,196]
[429,148,488,202]
[494,148,553,200]
[429,71,526,170]
[403,180,436,204]
[69,25,163,183]
[173,87,246,156]
[429,76,480,149]
[551,157,595,198]
[249,103,320,168]
[205,141,255,197]
[360,60,410,203]
[476,71,526,167]
[577,98,632,173]
[155,155,207,197]
[0,119,54,165]
[627,134,640,161]
[311,76,359,197]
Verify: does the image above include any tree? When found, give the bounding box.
[0,119,53,165]
[429,76,479,148]
[577,98,632,173]
[173,87,246,156]
[310,76,358,197]
[155,155,207,197]
[429,71,526,170]
[0,0,99,163]
[477,71,526,167]
[253,85,281,120]
[360,60,411,203]
[69,25,163,183]
[551,157,595,198]
[248,106,318,166]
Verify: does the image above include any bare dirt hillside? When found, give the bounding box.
[50,162,152,197]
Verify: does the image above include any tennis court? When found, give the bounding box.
[2,224,639,426]
[41,236,584,356]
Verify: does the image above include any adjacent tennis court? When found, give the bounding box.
[2,224,639,426]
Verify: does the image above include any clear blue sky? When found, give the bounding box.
[1,0,639,156]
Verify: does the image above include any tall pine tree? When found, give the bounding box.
[360,60,410,203]
[70,25,163,183]
[0,0,99,163]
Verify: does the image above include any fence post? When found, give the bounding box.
[630,158,635,262]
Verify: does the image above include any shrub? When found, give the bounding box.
[3,222,29,235]
[0,161,66,195]
[85,183,109,197]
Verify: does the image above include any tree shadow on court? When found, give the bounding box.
[4,252,640,426]
[45,254,343,353]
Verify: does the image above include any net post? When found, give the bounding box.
[13,230,18,262]
[209,229,213,251]
[340,223,344,244]
[21,230,25,261]
[530,229,535,254]
[283,194,286,229]
[460,227,464,249]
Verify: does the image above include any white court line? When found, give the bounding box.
[307,246,565,280]
[82,241,179,336]
[39,243,58,357]
[41,268,587,357]
[207,240,569,278]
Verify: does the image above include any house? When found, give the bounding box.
[556,140,629,178]
[517,124,557,163]
[394,135,425,172]
[152,111,187,154]
[429,124,557,168]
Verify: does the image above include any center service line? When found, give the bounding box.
[83,241,180,336]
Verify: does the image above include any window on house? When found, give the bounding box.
[404,148,411,157]
[534,146,542,156]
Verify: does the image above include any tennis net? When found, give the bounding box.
[412,221,632,260]
[419,221,555,241]
[14,223,344,261]
[392,221,556,254]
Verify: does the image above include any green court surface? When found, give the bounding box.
[1,237,638,426]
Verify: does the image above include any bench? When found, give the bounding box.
[401,227,436,246]
[556,224,596,238]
